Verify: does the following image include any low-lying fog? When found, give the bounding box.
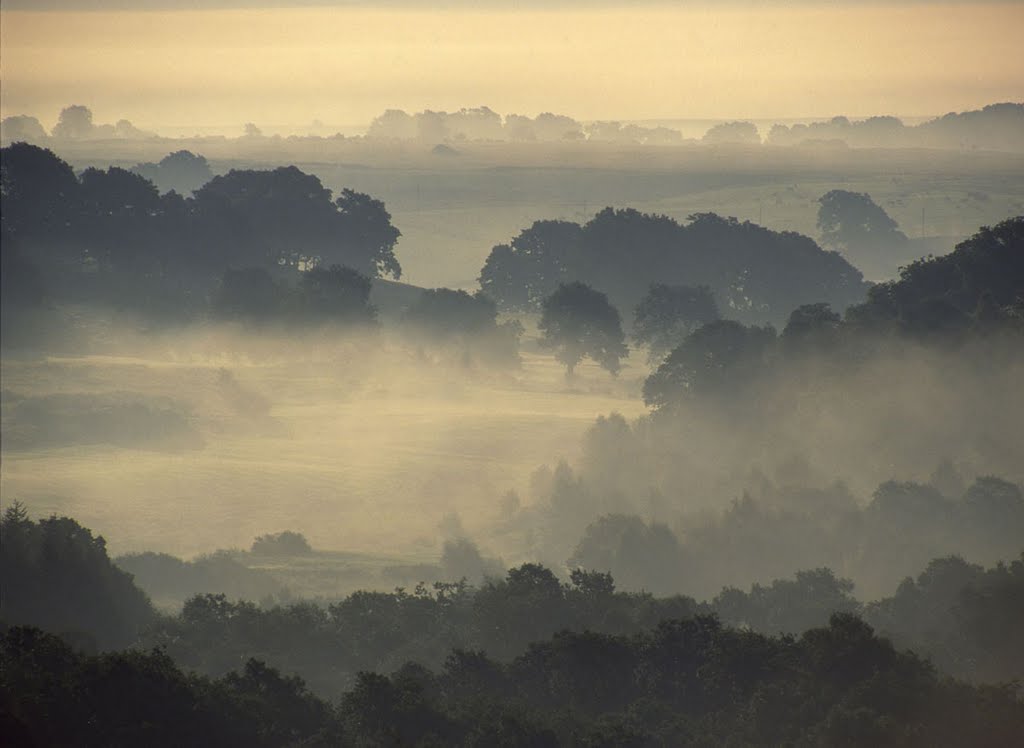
[0,322,646,559]
[4,314,1021,598]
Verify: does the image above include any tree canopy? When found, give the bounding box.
[538,282,628,376]
[480,208,866,324]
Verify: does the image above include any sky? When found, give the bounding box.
[2,2,1022,134]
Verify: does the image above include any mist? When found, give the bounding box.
[3,2,1024,741]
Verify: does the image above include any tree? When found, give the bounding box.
[633,283,719,363]
[194,168,402,277]
[702,121,761,145]
[642,319,776,409]
[478,220,582,310]
[132,150,213,196]
[781,302,842,355]
[250,531,312,556]
[0,142,80,243]
[0,510,155,649]
[479,208,866,324]
[51,104,95,139]
[213,267,284,321]
[539,282,628,376]
[817,190,908,257]
[1,115,48,144]
[402,288,521,366]
[296,264,375,324]
[334,188,402,279]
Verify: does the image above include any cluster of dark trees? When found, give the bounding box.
[3,504,1023,745]
[5,505,1022,698]
[2,142,530,365]
[642,216,1022,411]
[1,142,400,330]
[479,208,868,326]
[401,288,524,367]
[0,503,154,651]
[6,612,1023,747]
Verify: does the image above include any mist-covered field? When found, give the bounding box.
[0,325,646,562]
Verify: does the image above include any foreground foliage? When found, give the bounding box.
[3,613,1022,747]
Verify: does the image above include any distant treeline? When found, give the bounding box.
[4,102,1023,151]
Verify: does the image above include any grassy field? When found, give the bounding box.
[0,335,647,564]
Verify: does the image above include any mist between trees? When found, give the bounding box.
[1,128,1023,745]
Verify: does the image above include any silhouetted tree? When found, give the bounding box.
[633,283,719,363]
[250,531,312,556]
[0,142,80,245]
[296,264,375,324]
[702,121,760,145]
[0,508,155,649]
[539,282,628,376]
[479,220,582,310]
[213,267,284,321]
[51,104,95,139]
[817,189,908,256]
[643,320,776,409]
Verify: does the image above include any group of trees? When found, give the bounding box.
[4,505,1024,744]
[2,142,533,366]
[766,103,1024,151]
[366,107,683,145]
[7,611,1023,748]
[640,216,1022,412]
[0,104,155,144]
[521,454,1024,600]
[401,288,524,366]
[479,208,867,326]
[0,502,155,650]
[1,143,402,327]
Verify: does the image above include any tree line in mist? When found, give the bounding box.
[2,125,1023,745]
[4,102,1023,151]
[2,502,1023,746]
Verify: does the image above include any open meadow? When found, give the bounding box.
[1,325,648,570]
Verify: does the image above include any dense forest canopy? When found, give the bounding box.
[3,507,1023,745]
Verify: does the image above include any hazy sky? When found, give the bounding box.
[2,2,1022,133]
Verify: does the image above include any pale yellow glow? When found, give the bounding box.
[2,4,1023,132]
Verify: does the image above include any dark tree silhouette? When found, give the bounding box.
[846,216,1024,332]
[539,282,628,376]
[194,168,402,277]
[51,104,95,139]
[478,220,582,310]
[334,188,402,279]
[633,283,720,363]
[213,267,284,321]
[817,189,908,256]
[643,319,776,409]
[296,264,375,324]
[781,302,842,354]
[0,142,80,244]
[0,506,155,649]
[402,287,521,365]
[480,208,866,324]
